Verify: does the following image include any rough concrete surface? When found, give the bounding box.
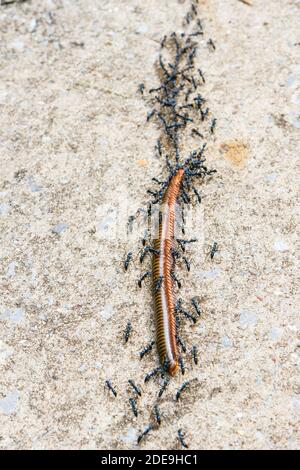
[0,0,299,450]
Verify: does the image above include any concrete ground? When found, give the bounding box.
[0,0,299,450]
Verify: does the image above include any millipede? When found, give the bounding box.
[152,168,185,376]
[149,150,213,376]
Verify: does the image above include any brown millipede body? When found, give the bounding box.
[152,168,185,376]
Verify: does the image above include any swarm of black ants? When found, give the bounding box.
[106,1,218,449]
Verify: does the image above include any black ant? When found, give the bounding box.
[140,246,159,263]
[153,404,161,426]
[128,379,141,397]
[138,271,151,288]
[127,215,135,234]
[210,241,218,259]
[171,272,182,289]
[200,107,209,121]
[138,83,145,94]
[147,110,156,122]
[192,187,201,203]
[198,68,205,83]
[129,397,138,417]
[105,380,117,397]
[144,367,161,383]
[175,299,197,324]
[176,380,190,401]
[178,429,188,448]
[124,252,133,271]
[156,139,162,157]
[197,18,203,33]
[191,128,204,138]
[210,118,217,134]
[176,335,187,353]
[182,256,191,272]
[177,238,197,252]
[207,38,216,51]
[160,35,167,48]
[140,340,155,359]
[154,275,164,293]
[191,297,201,316]
[179,356,185,375]
[191,345,198,365]
[124,321,132,343]
[137,424,154,444]
[158,376,169,398]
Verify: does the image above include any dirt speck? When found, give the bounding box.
[220,141,249,168]
[272,114,289,129]
[137,159,147,167]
